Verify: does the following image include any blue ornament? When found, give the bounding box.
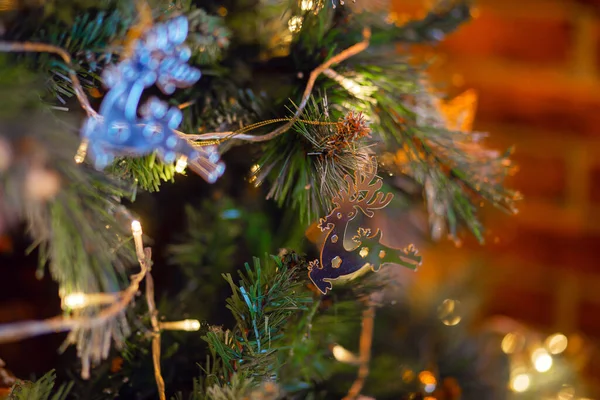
[80,16,225,183]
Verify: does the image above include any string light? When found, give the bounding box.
[74,139,88,164]
[160,319,201,332]
[288,16,303,33]
[510,373,530,392]
[300,0,314,10]
[62,292,119,310]
[501,332,525,354]
[175,156,188,173]
[249,164,260,185]
[131,220,145,260]
[532,348,553,373]
[546,333,568,355]
[418,371,437,393]
[437,299,461,326]
[332,344,360,364]
[558,385,575,400]
[63,292,86,309]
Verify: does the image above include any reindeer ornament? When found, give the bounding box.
[80,16,225,183]
[308,159,422,294]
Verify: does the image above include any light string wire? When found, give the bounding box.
[343,295,378,400]
[0,7,371,395]
[0,220,170,398]
[181,27,371,144]
[0,41,99,119]
[0,24,370,150]
[0,222,149,344]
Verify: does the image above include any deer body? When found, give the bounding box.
[308,164,422,294]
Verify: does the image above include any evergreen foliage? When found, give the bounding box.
[9,370,72,400]
[0,0,521,398]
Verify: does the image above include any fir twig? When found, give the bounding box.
[0,41,97,118]
[202,254,314,385]
[251,98,373,222]
[9,370,72,400]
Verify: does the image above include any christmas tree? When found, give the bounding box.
[0,0,531,399]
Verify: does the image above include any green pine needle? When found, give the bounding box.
[9,370,73,400]
[109,154,177,193]
[252,97,372,223]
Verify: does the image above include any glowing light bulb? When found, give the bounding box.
[300,0,314,10]
[332,344,359,364]
[501,332,524,354]
[558,385,575,400]
[131,220,142,235]
[182,319,201,331]
[546,333,568,355]
[437,299,461,326]
[510,373,530,392]
[74,140,88,164]
[63,292,87,309]
[418,371,437,394]
[175,156,188,173]
[131,220,145,260]
[532,348,553,373]
[160,319,201,331]
[288,16,303,33]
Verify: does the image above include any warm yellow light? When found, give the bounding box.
[546,333,568,355]
[74,140,88,164]
[510,373,530,392]
[558,385,575,400]
[175,156,188,173]
[437,299,461,326]
[532,348,553,373]
[419,371,437,393]
[249,164,260,184]
[300,0,314,10]
[63,292,87,309]
[131,220,145,260]
[501,332,524,354]
[131,220,142,235]
[288,16,303,33]
[401,369,415,383]
[160,319,201,332]
[332,344,359,364]
[321,68,375,100]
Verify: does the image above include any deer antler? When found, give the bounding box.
[350,159,393,216]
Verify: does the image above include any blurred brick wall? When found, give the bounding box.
[392,0,600,390]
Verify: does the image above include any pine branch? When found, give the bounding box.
[3,2,135,103]
[0,108,136,293]
[8,370,72,400]
[317,58,520,243]
[251,98,372,222]
[109,154,177,193]
[202,253,313,386]
[187,8,231,65]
